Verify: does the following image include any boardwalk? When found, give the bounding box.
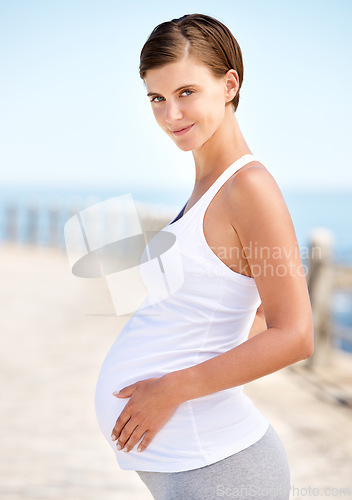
[0,244,351,500]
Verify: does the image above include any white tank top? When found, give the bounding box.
[94,153,270,472]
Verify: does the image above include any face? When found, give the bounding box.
[144,55,236,152]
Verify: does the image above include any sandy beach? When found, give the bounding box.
[1,243,351,500]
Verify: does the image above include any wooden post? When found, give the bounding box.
[26,204,39,245]
[5,203,18,242]
[48,205,60,247]
[306,227,335,368]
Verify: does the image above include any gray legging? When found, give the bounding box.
[136,424,290,499]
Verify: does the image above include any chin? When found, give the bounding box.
[175,143,195,152]
[173,136,204,152]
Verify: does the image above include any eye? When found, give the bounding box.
[180,90,194,97]
[150,96,165,103]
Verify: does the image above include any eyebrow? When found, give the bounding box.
[147,84,198,97]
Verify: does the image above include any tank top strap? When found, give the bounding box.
[197,154,260,214]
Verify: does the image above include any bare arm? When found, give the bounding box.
[162,166,314,403]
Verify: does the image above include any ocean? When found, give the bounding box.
[0,185,351,352]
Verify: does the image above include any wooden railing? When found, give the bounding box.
[306,228,352,367]
[0,200,177,249]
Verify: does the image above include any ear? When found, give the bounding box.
[224,69,239,103]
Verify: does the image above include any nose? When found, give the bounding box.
[164,100,183,123]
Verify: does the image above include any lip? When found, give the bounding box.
[170,124,194,136]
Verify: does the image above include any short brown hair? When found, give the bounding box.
[139,14,244,111]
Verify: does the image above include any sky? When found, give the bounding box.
[0,0,351,195]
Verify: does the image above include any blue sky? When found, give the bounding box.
[0,0,351,194]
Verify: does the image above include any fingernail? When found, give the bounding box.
[116,444,122,450]
[111,434,117,441]
[112,390,120,396]
[123,447,129,452]
[137,447,142,453]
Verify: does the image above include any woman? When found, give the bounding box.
[94,13,313,499]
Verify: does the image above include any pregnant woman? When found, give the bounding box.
[95,13,313,500]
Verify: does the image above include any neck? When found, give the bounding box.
[191,106,252,184]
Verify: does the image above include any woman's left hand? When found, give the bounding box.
[111,376,180,453]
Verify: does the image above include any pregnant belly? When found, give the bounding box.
[94,356,169,452]
[94,366,203,461]
[93,353,269,473]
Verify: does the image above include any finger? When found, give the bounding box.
[121,426,147,453]
[136,430,156,453]
[111,411,131,441]
[116,420,139,450]
[113,383,137,398]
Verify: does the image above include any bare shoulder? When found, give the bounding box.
[225,161,289,227]
[229,161,281,199]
